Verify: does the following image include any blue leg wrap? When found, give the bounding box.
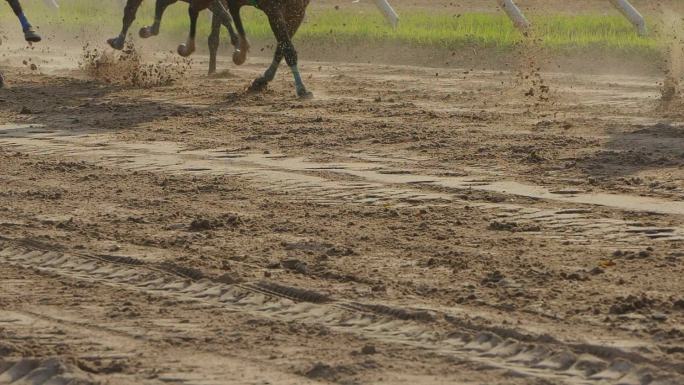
[290,65,305,93]
[18,13,31,32]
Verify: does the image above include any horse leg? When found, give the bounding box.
[251,3,306,91]
[209,0,238,49]
[139,0,178,38]
[207,13,221,74]
[6,0,41,42]
[265,8,311,98]
[178,1,209,57]
[228,4,249,65]
[249,45,282,92]
[108,0,143,50]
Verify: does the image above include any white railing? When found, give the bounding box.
[32,0,648,37]
[497,0,646,36]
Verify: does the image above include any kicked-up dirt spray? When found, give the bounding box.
[79,41,192,88]
[660,9,684,102]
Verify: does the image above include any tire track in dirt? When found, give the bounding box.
[0,273,324,385]
[0,238,681,385]
[0,125,682,249]
[0,356,96,385]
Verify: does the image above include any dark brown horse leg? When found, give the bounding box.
[139,0,178,38]
[249,44,283,92]
[250,3,306,92]
[228,3,249,65]
[6,0,40,42]
[178,1,210,57]
[108,0,144,50]
[208,12,221,74]
[264,7,311,98]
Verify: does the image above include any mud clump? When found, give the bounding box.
[609,294,658,315]
[488,220,540,232]
[188,213,242,231]
[79,42,191,87]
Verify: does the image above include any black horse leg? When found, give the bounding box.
[108,0,143,50]
[6,0,40,42]
[140,0,178,38]
[178,2,202,57]
[208,13,221,74]
[209,0,238,48]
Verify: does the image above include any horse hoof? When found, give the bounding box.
[248,78,268,92]
[139,27,153,38]
[232,50,247,66]
[177,44,194,57]
[24,29,41,43]
[297,90,314,100]
[107,37,124,50]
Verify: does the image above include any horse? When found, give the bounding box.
[107,0,246,74]
[4,0,41,42]
[178,0,312,98]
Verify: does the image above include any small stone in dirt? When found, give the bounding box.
[481,270,505,285]
[488,220,539,232]
[609,294,656,315]
[305,362,335,380]
[189,218,217,231]
[589,267,604,275]
[19,106,32,114]
[526,150,545,163]
[361,344,377,355]
[673,299,684,310]
[281,259,308,274]
[612,249,652,260]
[652,313,668,322]
[216,273,240,284]
[560,271,589,281]
[0,341,17,355]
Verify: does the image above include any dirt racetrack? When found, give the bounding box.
[1,2,684,383]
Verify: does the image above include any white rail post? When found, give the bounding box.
[43,0,59,9]
[497,0,531,33]
[609,0,647,36]
[374,0,399,29]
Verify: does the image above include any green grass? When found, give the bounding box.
[0,1,660,56]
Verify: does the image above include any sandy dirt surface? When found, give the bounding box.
[1,5,684,383]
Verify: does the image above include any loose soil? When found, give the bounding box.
[0,3,683,383]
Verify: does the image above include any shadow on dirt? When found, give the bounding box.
[0,75,206,134]
[575,122,684,179]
